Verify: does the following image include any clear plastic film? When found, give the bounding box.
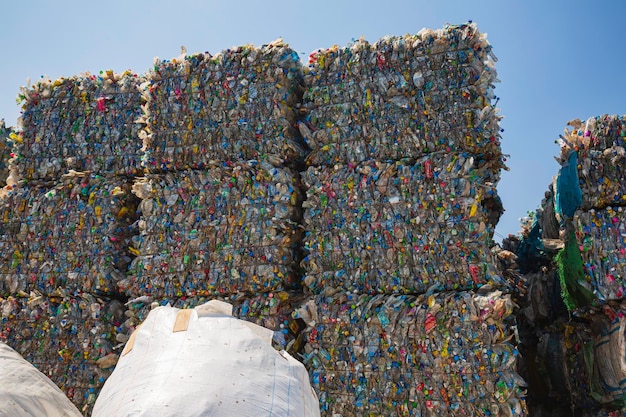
[0,292,130,415]
[294,291,526,416]
[141,40,306,171]
[0,174,138,297]
[301,157,505,295]
[122,161,302,298]
[15,71,145,181]
[301,22,503,175]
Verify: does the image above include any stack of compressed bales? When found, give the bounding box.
[300,23,506,296]
[126,40,307,351]
[512,115,626,415]
[555,116,626,308]
[14,71,145,179]
[0,70,144,414]
[297,23,526,416]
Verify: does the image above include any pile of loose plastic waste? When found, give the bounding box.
[15,71,145,180]
[140,40,305,171]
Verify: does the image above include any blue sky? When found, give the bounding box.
[1,0,624,241]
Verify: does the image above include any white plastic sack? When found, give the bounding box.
[92,300,320,417]
[0,342,82,417]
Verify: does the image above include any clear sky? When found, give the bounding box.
[1,0,624,241]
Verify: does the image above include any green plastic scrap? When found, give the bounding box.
[555,230,595,311]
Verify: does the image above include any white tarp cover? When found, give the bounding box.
[92,300,320,417]
[0,342,83,417]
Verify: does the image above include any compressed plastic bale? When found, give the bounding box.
[0,174,138,297]
[0,292,130,415]
[0,341,83,417]
[92,300,321,417]
[301,22,503,173]
[15,71,145,180]
[294,291,526,417]
[141,40,306,171]
[558,116,626,209]
[124,291,307,352]
[122,162,302,298]
[572,207,626,304]
[301,158,505,295]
